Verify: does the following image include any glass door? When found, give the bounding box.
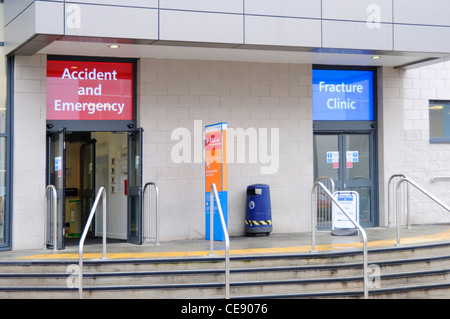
[314,132,376,228]
[81,139,96,237]
[344,134,374,227]
[46,129,66,250]
[127,128,143,244]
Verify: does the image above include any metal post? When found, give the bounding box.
[79,186,108,299]
[388,174,406,227]
[45,185,58,252]
[143,182,160,245]
[209,189,214,256]
[311,181,368,299]
[208,183,230,299]
[311,177,334,253]
[396,177,450,246]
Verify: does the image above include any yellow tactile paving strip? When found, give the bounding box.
[16,228,450,261]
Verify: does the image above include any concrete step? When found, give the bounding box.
[1,242,449,299]
[3,254,450,287]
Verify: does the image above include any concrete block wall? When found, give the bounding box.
[11,54,314,247]
[139,58,314,240]
[380,63,450,225]
[13,55,47,250]
[13,53,450,248]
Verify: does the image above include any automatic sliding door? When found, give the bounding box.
[344,133,375,227]
[81,139,96,238]
[46,130,66,250]
[127,129,143,244]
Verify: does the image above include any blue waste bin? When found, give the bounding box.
[245,184,272,236]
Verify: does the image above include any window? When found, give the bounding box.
[429,101,450,143]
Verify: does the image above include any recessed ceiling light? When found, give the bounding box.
[109,44,120,49]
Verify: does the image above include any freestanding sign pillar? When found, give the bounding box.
[205,123,228,241]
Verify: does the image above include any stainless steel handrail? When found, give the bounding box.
[44,185,58,252]
[395,177,450,246]
[311,180,369,299]
[311,176,334,236]
[431,176,450,183]
[143,182,160,245]
[79,186,108,299]
[388,174,408,227]
[208,183,230,299]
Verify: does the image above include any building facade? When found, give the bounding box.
[3,0,450,251]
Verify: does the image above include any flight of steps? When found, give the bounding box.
[0,242,449,299]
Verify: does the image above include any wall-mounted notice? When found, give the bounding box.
[346,151,359,168]
[326,151,339,169]
[47,59,134,121]
[205,122,228,241]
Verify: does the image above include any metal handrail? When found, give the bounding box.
[311,180,369,299]
[208,183,230,299]
[143,182,160,245]
[79,186,108,299]
[313,176,335,230]
[388,174,408,227]
[395,177,450,246]
[431,176,450,183]
[44,185,57,252]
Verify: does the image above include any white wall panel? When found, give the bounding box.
[66,0,158,8]
[245,15,321,48]
[4,0,35,25]
[323,20,393,51]
[35,1,64,34]
[160,0,243,13]
[394,0,450,26]
[64,4,158,40]
[160,10,243,44]
[323,0,392,22]
[395,25,450,53]
[245,0,321,19]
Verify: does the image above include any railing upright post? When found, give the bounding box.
[209,188,214,256]
[45,185,58,252]
[143,182,160,245]
[395,177,450,246]
[79,186,108,299]
[208,183,230,299]
[311,180,368,299]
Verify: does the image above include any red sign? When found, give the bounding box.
[47,60,134,121]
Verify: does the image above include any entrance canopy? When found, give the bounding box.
[5,0,450,69]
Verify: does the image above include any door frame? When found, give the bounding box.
[313,121,379,228]
[127,128,143,244]
[81,138,97,238]
[46,129,66,250]
[45,128,144,249]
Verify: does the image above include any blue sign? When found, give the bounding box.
[313,69,374,121]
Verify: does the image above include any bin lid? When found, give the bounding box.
[247,184,269,189]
